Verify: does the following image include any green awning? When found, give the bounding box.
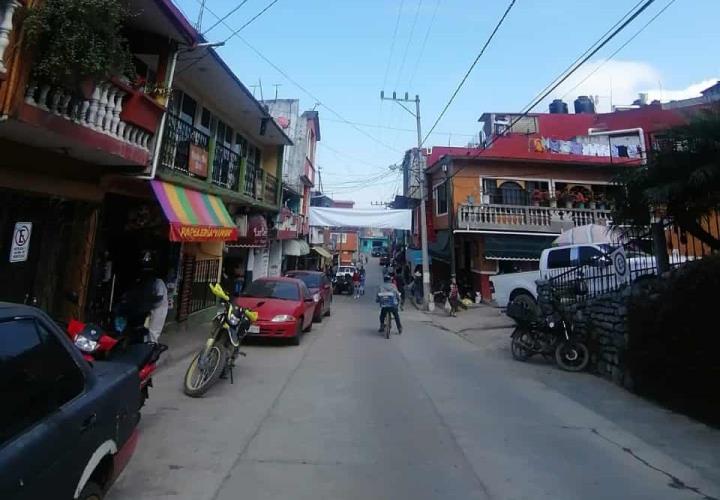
[429,230,450,261]
[484,234,555,261]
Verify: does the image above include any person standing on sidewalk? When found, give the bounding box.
[395,269,406,310]
[448,276,460,317]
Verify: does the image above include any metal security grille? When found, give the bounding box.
[178,256,220,320]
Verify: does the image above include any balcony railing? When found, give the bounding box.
[211,142,241,190]
[264,172,278,204]
[457,204,612,233]
[24,80,153,151]
[159,112,210,176]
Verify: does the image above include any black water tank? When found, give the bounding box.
[549,99,569,114]
[574,96,595,114]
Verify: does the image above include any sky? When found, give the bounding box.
[172,0,720,207]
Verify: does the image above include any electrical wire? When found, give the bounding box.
[439,0,657,185]
[421,0,518,145]
[392,0,424,92]
[189,0,403,154]
[202,0,250,36]
[381,0,406,92]
[322,117,476,137]
[407,0,442,89]
[560,0,678,101]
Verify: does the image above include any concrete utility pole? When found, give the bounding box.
[380,91,432,309]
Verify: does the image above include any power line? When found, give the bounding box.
[322,117,476,137]
[381,0,406,92]
[407,0,442,88]
[393,0,424,91]
[440,0,657,185]
[189,0,402,154]
[560,0,678,101]
[422,0,518,145]
[177,0,281,75]
[202,0,249,35]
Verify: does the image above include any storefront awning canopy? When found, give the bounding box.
[283,239,310,256]
[484,234,555,261]
[429,230,451,261]
[312,246,333,260]
[151,180,237,242]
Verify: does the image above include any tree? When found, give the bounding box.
[611,106,720,250]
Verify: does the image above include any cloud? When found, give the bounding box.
[544,59,717,112]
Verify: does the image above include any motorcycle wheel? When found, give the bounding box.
[510,327,533,361]
[183,344,227,397]
[555,340,590,372]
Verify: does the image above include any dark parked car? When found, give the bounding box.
[0,303,142,500]
[285,270,333,322]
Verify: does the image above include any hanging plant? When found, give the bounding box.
[23,0,135,92]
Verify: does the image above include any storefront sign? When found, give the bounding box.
[189,144,208,178]
[9,222,32,263]
[169,224,237,242]
[232,214,268,248]
[276,208,299,240]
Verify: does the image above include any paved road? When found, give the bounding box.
[108,260,720,500]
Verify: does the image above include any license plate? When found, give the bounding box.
[248,325,260,334]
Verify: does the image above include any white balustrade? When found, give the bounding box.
[0,0,21,75]
[458,204,612,232]
[23,79,153,151]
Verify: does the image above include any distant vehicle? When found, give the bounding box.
[379,255,390,266]
[235,277,317,345]
[0,303,142,500]
[490,243,687,309]
[335,265,357,278]
[285,271,333,322]
[371,247,387,257]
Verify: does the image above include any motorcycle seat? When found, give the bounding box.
[109,343,167,369]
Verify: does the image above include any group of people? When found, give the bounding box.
[351,264,366,299]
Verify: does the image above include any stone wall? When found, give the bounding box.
[536,280,632,389]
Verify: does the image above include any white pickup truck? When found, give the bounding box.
[490,243,674,309]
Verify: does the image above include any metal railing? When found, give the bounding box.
[547,220,718,305]
[211,142,241,190]
[264,172,278,204]
[458,204,612,232]
[159,112,210,175]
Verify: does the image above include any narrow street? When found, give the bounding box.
[108,260,720,500]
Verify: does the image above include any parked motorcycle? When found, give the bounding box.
[507,299,589,372]
[183,283,258,397]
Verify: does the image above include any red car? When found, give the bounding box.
[235,277,317,345]
[285,270,333,322]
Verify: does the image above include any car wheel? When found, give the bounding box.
[510,292,538,316]
[313,302,323,323]
[79,481,104,500]
[303,316,313,332]
[290,321,301,345]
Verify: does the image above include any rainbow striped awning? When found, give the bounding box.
[151,180,238,242]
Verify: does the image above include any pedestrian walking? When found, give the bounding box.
[352,270,361,299]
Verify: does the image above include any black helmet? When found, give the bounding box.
[383,274,392,282]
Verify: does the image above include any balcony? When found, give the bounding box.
[211,143,241,191]
[264,172,278,204]
[457,204,612,234]
[19,78,157,165]
[159,112,210,177]
[301,158,315,187]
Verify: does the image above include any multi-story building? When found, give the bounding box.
[424,99,695,300]
[264,99,321,271]
[0,0,291,322]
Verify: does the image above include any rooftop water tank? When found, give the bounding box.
[574,95,596,114]
[549,99,569,114]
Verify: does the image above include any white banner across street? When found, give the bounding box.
[309,207,411,230]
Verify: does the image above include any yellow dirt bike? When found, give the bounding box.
[183,283,258,397]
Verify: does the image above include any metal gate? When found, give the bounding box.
[177,255,220,320]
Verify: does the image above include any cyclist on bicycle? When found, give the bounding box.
[376,273,402,334]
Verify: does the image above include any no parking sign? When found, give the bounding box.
[9,222,32,263]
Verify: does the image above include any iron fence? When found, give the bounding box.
[264,172,278,204]
[159,113,210,175]
[188,258,220,315]
[211,143,241,191]
[547,220,718,305]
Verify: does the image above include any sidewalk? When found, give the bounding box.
[158,309,216,367]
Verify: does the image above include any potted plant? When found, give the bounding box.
[23,0,134,96]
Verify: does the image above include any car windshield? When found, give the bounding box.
[287,273,321,288]
[242,280,299,301]
[338,267,355,274]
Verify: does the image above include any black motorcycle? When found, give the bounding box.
[507,298,589,372]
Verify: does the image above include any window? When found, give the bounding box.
[200,108,212,129]
[242,280,300,301]
[286,272,321,288]
[216,120,226,143]
[180,93,197,124]
[578,246,608,266]
[0,318,84,445]
[435,182,448,215]
[546,248,573,269]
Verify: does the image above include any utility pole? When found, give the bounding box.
[195,0,206,31]
[380,91,432,310]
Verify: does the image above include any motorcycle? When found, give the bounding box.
[183,283,258,397]
[65,318,167,405]
[506,297,589,372]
